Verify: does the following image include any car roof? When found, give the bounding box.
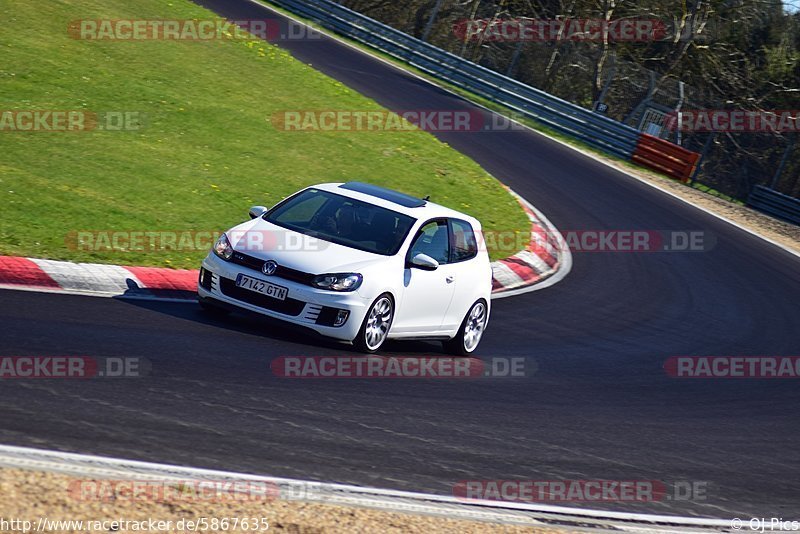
[310,182,481,227]
[340,181,426,208]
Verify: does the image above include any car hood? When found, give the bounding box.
[226,218,389,274]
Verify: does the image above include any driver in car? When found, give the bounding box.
[334,205,356,239]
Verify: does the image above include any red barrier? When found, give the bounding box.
[631,134,701,183]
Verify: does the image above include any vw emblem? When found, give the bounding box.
[262,260,278,276]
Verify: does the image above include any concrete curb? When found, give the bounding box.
[491,187,570,296]
[0,256,197,300]
[0,444,734,531]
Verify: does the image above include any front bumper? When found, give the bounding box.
[198,253,369,342]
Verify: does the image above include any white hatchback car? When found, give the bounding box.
[198,182,491,354]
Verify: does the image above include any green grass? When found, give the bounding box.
[690,183,744,204]
[0,0,528,266]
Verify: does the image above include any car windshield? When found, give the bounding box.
[264,188,416,256]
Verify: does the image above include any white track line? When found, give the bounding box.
[0,444,736,530]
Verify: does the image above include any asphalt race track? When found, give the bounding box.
[1,0,799,518]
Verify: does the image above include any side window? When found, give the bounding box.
[409,220,449,264]
[449,219,478,262]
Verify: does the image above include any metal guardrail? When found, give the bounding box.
[269,0,640,159]
[748,185,800,225]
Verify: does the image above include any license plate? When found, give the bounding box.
[235,274,288,301]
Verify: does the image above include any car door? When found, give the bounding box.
[441,218,481,331]
[392,220,457,335]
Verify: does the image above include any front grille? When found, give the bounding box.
[219,277,305,316]
[274,264,315,285]
[230,252,315,286]
[231,251,263,271]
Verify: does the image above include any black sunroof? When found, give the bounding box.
[339,182,426,208]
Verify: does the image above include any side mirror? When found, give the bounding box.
[409,253,439,271]
[249,205,268,219]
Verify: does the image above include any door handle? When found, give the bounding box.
[446,275,455,283]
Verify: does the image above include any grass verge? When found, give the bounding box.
[0,0,528,266]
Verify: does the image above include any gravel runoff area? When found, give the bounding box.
[0,469,576,534]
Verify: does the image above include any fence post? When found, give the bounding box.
[506,41,525,77]
[769,135,796,190]
[675,81,685,146]
[689,132,716,186]
[593,54,616,113]
[421,0,444,42]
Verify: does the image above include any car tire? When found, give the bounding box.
[353,294,394,354]
[443,299,488,355]
[199,298,230,316]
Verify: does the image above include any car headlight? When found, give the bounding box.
[213,233,233,261]
[312,273,363,292]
